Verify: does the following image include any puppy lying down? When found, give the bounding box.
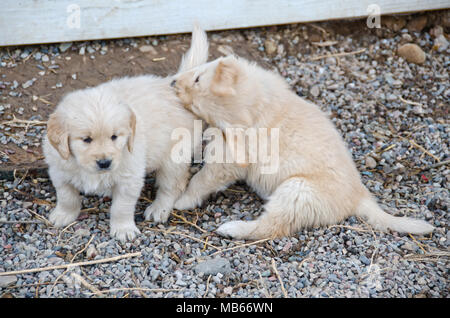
[172,54,435,240]
[43,26,209,241]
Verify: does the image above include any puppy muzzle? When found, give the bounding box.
[96,159,112,170]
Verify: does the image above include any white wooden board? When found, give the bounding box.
[1,0,448,46]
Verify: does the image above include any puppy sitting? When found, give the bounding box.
[172,55,434,240]
[43,26,209,242]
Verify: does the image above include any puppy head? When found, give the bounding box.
[46,89,136,173]
[172,56,243,128]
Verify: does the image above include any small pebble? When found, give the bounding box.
[397,43,426,64]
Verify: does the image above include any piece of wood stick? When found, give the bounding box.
[130,270,147,298]
[408,139,440,162]
[171,212,207,233]
[399,96,422,107]
[271,259,288,298]
[405,251,450,260]
[71,234,96,263]
[0,251,141,277]
[0,220,44,224]
[419,159,449,171]
[310,48,366,61]
[1,115,47,126]
[25,208,53,227]
[311,40,338,47]
[37,96,54,105]
[71,272,103,297]
[146,227,220,251]
[408,233,428,254]
[87,287,182,295]
[139,196,153,203]
[297,257,312,270]
[203,274,212,298]
[225,188,246,193]
[56,221,78,246]
[258,271,272,298]
[309,24,329,36]
[210,238,271,256]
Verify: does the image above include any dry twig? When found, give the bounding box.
[310,48,366,61]
[271,259,288,298]
[1,115,47,127]
[0,220,43,225]
[408,139,440,162]
[311,40,338,47]
[0,251,141,277]
[398,96,422,107]
[146,227,220,251]
[210,238,271,256]
[203,274,212,298]
[24,208,53,227]
[408,233,428,254]
[404,251,450,263]
[87,287,182,296]
[171,212,207,233]
[257,272,272,298]
[71,272,103,297]
[419,159,450,171]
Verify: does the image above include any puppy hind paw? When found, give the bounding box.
[110,223,140,242]
[216,220,257,240]
[174,194,201,211]
[49,208,79,227]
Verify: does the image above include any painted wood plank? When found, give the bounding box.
[1,0,448,46]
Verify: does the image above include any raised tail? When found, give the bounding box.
[356,196,434,235]
[178,23,209,73]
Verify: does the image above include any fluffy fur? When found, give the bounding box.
[43,25,209,242]
[172,55,435,240]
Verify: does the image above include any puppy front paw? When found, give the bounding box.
[174,194,201,211]
[144,201,172,223]
[110,222,140,242]
[49,207,79,227]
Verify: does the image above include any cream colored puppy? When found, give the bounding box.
[43,26,209,242]
[172,55,434,240]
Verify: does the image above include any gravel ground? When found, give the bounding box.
[0,13,449,298]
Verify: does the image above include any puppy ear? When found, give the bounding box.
[127,109,136,153]
[210,57,239,97]
[47,113,71,160]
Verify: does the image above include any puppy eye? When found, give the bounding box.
[194,75,200,83]
[111,135,117,141]
[83,137,92,143]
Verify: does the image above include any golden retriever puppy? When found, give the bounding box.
[43,26,209,242]
[171,55,434,240]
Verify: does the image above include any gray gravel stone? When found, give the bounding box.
[310,85,320,97]
[0,275,17,287]
[59,42,72,53]
[194,257,231,275]
[360,255,371,265]
[365,157,377,169]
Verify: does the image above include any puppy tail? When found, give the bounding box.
[178,23,209,73]
[355,196,434,235]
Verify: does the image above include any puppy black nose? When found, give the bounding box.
[96,159,112,170]
[170,79,176,87]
